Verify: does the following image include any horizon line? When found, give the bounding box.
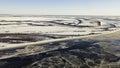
[0,14,120,17]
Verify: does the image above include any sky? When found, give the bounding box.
[0,0,120,16]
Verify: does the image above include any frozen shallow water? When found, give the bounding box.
[0,15,120,46]
[0,16,119,34]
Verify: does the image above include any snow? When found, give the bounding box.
[0,16,119,34]
[0,43,9,47]
[0,16,120,47]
